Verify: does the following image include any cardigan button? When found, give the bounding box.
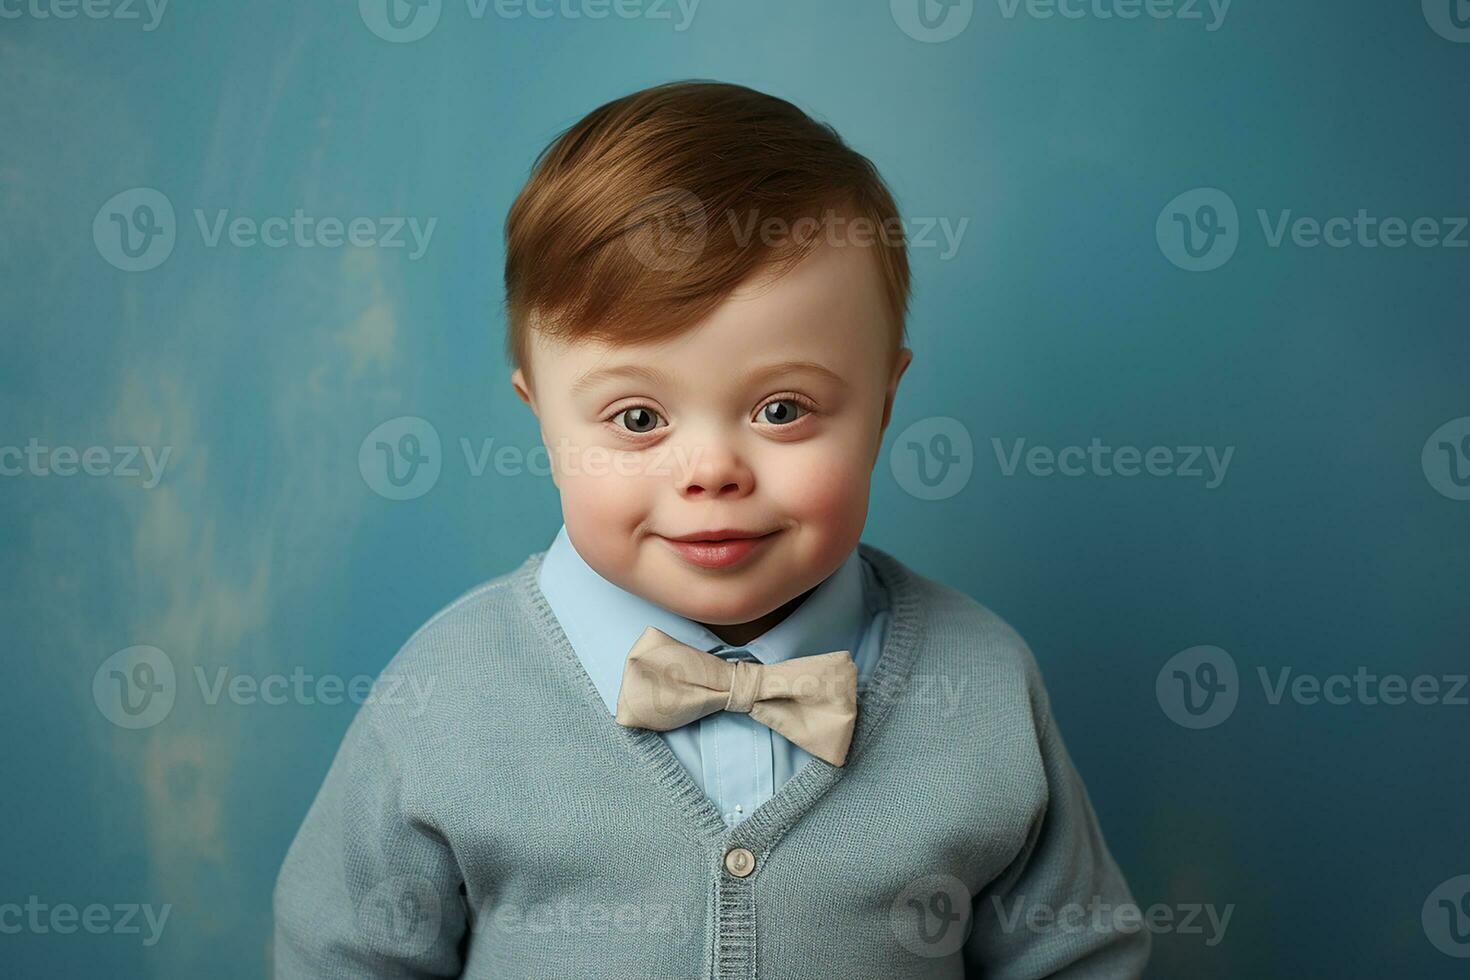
[723,846,756,878]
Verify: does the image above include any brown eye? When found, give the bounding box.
[615,406,664,434]
[760,399,808,426]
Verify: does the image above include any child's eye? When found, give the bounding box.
[609,397,813,437]
[757,397,812,426]
[612,405,665,434]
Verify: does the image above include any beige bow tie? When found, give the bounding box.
[614,625,859,766]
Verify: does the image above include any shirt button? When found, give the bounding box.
[723,846,756,878]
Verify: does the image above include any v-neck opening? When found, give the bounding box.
[510,541,925,854]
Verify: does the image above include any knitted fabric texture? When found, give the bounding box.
[273,542,1149,978]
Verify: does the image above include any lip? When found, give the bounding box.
[661,528,773,543]
[657,529,780,569]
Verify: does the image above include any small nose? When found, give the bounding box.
[676,439,752,498]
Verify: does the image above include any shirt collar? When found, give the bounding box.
[537,523,870,715]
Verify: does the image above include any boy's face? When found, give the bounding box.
[512,237,912,628]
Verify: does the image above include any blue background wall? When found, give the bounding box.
[3,0,1468,976]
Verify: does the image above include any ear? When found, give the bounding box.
[511,368,536,414]
[879,347,913,435]
[511,367,559,487]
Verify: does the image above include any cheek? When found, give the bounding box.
[762,440,871,532]
[560,482,633,580]
[556,445,667,553]
[560,466,644,529]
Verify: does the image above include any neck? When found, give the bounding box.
[701,584,818,647]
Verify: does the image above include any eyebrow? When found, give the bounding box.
[569,359,847,395]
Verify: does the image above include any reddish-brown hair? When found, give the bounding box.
[503,80,910,390]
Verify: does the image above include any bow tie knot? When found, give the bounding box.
[724,659,762,714]
[614,625,859,766]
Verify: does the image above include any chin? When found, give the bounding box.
[658,580,780,626]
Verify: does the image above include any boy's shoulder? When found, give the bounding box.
[864,541,1062,742]
[860,540,1044,678]
[376,550,543,680]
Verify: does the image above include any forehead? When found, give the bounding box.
[530,239,892,384]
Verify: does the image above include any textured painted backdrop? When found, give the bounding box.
[3,0,1468,976]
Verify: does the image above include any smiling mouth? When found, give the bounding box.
[657,530,780,569]
[661,529,775,543]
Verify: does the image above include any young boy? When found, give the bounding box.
[273,80,1149,978]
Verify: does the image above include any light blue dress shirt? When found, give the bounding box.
[537,523,889,828]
